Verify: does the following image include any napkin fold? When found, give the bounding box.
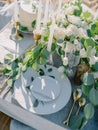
[0,2,15,31]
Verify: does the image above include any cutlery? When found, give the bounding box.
[63,89,82,126]
[76,97,86,115]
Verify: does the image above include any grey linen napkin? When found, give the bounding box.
[0,2,15,31]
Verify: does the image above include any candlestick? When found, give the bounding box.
[47,14,55,52]
[36,0,42,31]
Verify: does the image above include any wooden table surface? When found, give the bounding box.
[0,112,11,130]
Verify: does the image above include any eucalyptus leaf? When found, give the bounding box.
[39,69,45,76]
[19,25,28,31]
[84,103,94,119]
[32,62,39,71]
[39,57,47,65]
[31,20,36,29]
[82,72,94,86]
[41,48,50,59]
[89,87,98,106]
[80,117,88,130]
[92,62,98,71]
[84,38,95,50]
[57,39,64,44]
[82,84,93,97]
[69,115,84,130]
[48,68,52,72]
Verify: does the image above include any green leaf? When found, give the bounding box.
[41,48,50,59]
[58,47,65,55]
[82,73,95,86]
[91,22,98,35]
[33,99,39,107]
[95,81,98,89]
[69,115,84,129]
[89,87,98,106]
[32,62,39,71]
[57,39,64,44]
[39,57,47,65]
[80,117,88,130]
[48,68,52,72]
[19,25,28,31]
[70,35,75,43]
[74,9,82,16]
[92,62,98,71]
[84,39,95,50]
[82,84,93,97]
[84,103,94,119]
[49,75,55,79]
[87,29,93,37]
[31,20,36,28]
[38,69,45,76]
[51,43,56,52]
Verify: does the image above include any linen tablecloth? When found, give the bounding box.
[0,2,98,130]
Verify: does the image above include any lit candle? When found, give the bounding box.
[47,14,55,52]
[36,0,42,31]
[43,0,50,26]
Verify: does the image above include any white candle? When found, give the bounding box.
[43,0,50,26]
[14,0,19,21]
[36,0,42,31]
[47,15,55,52]
[58,0,62,11]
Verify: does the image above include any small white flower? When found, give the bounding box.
[67,15,82,27]
[54,27,66,40]
[62,56,68,66]
[93,72,98,79]
[74,39,82,51]
[65,24,78,37]
[58,66,65,73]
[65,6,79,15]
[65,42,75,53]
[89,56,97,65]
[78,28,88,38]
[87,47,96,57]
[80,48,87,58]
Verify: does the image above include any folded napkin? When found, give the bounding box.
[0,2,15,31]
[30,76,60,102]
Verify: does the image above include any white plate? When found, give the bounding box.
[14,65,72,115]
[30,76,61,102]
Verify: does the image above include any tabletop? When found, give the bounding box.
[0,1,98,130]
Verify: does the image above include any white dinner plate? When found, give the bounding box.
[13,65,72,115]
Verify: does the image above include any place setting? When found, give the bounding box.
[13,65,72,115]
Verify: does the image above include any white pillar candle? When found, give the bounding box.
[47,15,55,52]
[36,0,42,31]
[43,0,50,26]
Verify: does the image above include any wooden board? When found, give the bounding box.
[0,112,11,130]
